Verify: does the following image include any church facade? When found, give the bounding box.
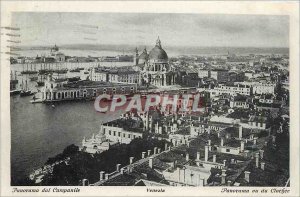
[134,37,176,87]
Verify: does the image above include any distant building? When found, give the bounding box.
[134,37,176,87]
[90,67,141,84]
[198,69,210,78]
[210,69,229,83]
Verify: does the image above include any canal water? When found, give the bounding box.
[10,62,126,184]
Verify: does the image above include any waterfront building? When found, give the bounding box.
[134,37,176,87]
[42,75,137,101]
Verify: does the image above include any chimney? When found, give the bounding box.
[129,157,134,164]
[213,155,216,163]
[157,148,161,154]
[231,158,235,164]
[120,168,125,174]
[158,126,162,134]
[82,179,89,186]
[225,133,230,139]
[186,153,189,161]
[208,140,211,146]
[259,150,264,159]
[187,141,190,147]
[196,152,200,160]
[244,171,250,182]
[253,138,257,145]
[149,157,153,168]
[221,170,226,185]
[272,135,276,143]
[227,180,232,186]
[116,164,121,172]
[220,138,224,146]
[147,149,151,157]
[105,173,109,180]
[154,147,157,154]
[142,152,146,159]
[99,171,105,181]
[240,141,245,152]
[239,125,243,139]
[165,143,168,151]
[261,162,265,170]
[205,145,209,162]
[255,152,259,168]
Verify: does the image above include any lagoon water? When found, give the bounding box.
[10,62,124,184]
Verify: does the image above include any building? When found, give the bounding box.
[210,69,229,83]
[230,95,250,109]
[134,37,176,87]
[198,69,210,78]
[42,75,137,102]
[90,67,141,84]
[209,84,251,97]
[234,82,275,95]
[49,44,66,62]
[81,124,118,154]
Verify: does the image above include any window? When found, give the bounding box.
[123,133,126,138]
[109,130,111,135]
[226,149,230,152]
[128,134,131,138]
[113,131,116,136]
[118,132,121,137]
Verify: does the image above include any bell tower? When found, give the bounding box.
[134,47,139,65]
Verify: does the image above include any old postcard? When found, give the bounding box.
[0,1,299,196]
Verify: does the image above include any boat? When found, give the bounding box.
[53,69,68,74]
[10,89,21,96]
[30,76,38,81]
[10,71,21,95]
[70,67,84,72]
[20,79,34,97]
[20,90,34,97]
[67,76,80,82]
[84,71,89,74]
[36,75,45,86]
[37,81,45,86]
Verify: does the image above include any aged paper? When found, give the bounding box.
[1,1,299,196]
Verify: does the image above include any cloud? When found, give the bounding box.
[12,12,288,48]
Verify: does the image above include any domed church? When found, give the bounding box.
[134,37,175,87]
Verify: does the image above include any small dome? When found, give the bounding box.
[149,37,168,63]
[138,48,148,64]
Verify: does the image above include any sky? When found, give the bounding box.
[11,12,289,48]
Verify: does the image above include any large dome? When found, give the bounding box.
[149,37,168,63]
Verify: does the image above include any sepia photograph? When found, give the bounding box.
[8,12,291,187]
[1,1,299,196]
